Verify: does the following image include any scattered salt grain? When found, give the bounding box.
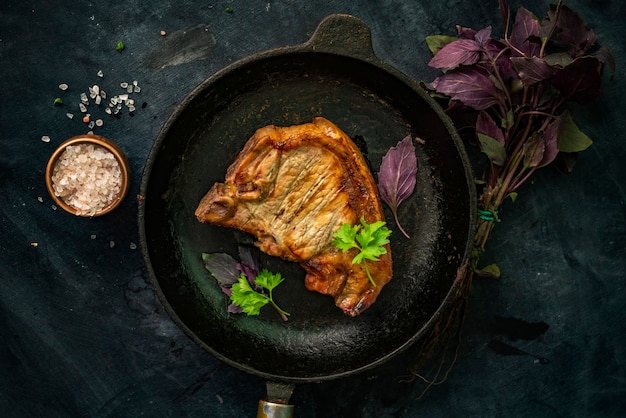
[41,135,51,143]
[129,242,137,250]
[90,234,97,239]
[80,92,89,103]
[79,103,87,113]
[37,196,44,203]
[66,113,74,119]
[50,143,122,216]
[120,82,128,89]
[95,119,103,127]
[97,70,104,77]
[110,240,115,248]
[59,83,69,91]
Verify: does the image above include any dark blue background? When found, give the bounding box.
[1,0,624,416]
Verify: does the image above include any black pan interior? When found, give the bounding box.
[140,50,474,382]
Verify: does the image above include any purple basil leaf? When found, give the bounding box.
[485,39,514,78]
[522,132,545,168]
[592,47,616,80]
[456,25,477,40]
[432,66,505,110]
[538,117,559,168]
[428,39,481,69]
[544,52,573,68]
[477,133,507,166]
[227,303,243,314]
[219,284,232,297]
[548,4,597,55]
[238,245,259,276]
[202,252,240,286]
[509,6,541,56]
[551,56,602,103]
[476,111,505,145]
[474,26,492,47]
[377,135,417,239]
[511,56,554,86]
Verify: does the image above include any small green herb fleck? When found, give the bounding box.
[115,41,125,52]
[53,97,63,106]
[225,7,233,13]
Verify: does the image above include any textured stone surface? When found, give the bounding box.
[0,0,624,416]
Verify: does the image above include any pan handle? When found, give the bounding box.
[304,14,377,62]
[256,381,295,418]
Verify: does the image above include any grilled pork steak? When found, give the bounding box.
[195,117,392,316]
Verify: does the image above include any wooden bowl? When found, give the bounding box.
[45,134,130,217]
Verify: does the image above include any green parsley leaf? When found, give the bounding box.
[229,270,290,320]
[115,41,125,53]
[230,275,269,316]
[332,217,391,286]
[53,97,63,106]
[255,269,284,291]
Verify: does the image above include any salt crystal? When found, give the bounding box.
[41,135,51,143]
[66,113,74,119]
[88,121,95,129]
[120,82,128,88]
[97,70,104,77]
[59,83,69,90]
[37,196,44,203]
[95,95,102,105]
[90,234,97,239]
[80,92,88,103]
[79,103,87,113]
[133,85,141,93]
[95,119,103,127]
[110,241,115,248]
[133,80,138,86]
[100,90,106,99]
[92,85,100,96]
[118,94,128,101]
[130,242,137,250]
[105,108,112,115]
[126,85,133,93]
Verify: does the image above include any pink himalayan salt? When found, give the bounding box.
[51,143,122,216]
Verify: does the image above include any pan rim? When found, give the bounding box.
[138,15,477,383]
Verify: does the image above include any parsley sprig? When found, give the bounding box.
[230,269,290,321]
[332,218,392,287]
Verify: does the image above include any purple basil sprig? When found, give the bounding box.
[202,246,261,313]
[425,0,613,278]
[377,135,418,239]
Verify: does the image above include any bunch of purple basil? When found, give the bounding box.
[424,0,614,277]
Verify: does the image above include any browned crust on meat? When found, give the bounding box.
[195,117,392,316]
